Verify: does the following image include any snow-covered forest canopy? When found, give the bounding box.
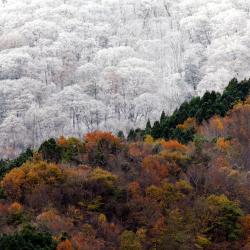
[0,0,250,158]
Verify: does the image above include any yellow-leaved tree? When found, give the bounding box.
[1,160,65,201]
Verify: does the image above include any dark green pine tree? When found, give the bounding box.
[0,148,33,179]
[145,119,152,135]
[0,225,57,250]
[127,129,136,141]
[151,121,162,139]
[117,130,125,140]
[38,138,62,163]
[160,111,167,125]
[136,78,250,143]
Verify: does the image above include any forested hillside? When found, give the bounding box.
[1,0,250,158]
[129,78,250,143]
[0,80,249,249]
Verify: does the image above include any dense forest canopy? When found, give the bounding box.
[1,0,250,158]
[0,79,249,249]
[1,0,250,249]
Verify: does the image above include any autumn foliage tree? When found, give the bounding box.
[201,101,250,169]
[142,155,169,185]
[120,230,142,250]
[84,131,122,166]
[1,160,65,202]
[57,136,84,164]
[197,195,243,242]
[37,209,73,236]
[56,239,73,250]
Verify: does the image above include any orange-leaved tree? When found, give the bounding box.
[142,155,169,185]
[1,160,65,201]
[56,239,73,250]
[84,131,122,166]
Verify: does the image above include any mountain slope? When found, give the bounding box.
[0,93,250,249]
[0,0,250,157]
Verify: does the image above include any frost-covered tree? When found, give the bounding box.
[0,0,250,157]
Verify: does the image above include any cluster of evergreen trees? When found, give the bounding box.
[0,149,33,179]
[128,78,250,143]
[0,226,57,250]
